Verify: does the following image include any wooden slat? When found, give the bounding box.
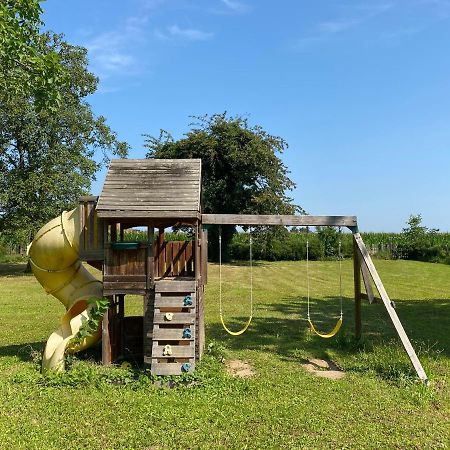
[201,214,358,227]
[158,231,165,278]
[99,195,198,201]
[103,289,146,296]
[155,280,196,292]
[79,250,104,260]
[97,205,198,211]
[103,182,200,188]
[153,312,195,324]
[154,296,196,308]
[103,275,146,282]
[151,328,195,340]
[149,362,195,375]
[353,233,428,382]
[151,343,195,358]
[97,210,201,219]
[164,242,173,277]
[103,281,147,289]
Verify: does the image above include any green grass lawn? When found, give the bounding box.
[0,259,449,449]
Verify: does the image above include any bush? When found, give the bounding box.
[226,215,450,264]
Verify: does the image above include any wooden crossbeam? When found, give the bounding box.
[353,233,428,383]
[201,214,357,227]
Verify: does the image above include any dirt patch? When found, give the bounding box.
[226,359,255,378]
[302,358,345,380]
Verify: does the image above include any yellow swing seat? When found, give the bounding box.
[220,314,253,336]
[307,316,343,339]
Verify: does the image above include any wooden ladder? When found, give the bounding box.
[148,280,197,375]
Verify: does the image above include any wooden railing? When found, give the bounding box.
[155,240,194,278]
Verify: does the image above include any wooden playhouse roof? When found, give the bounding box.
[96,159,201,219]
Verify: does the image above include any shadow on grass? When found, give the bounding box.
[209,260,269,268]
[0,263,30,277]
[207,295,450,361]
[0,341,45,362]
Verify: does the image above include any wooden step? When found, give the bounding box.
[151,342,195,358]
[155,280,196,293]
[151,327,195,341]
[153,312,195,325]
[150,361,195,375]
[155,294,196,308]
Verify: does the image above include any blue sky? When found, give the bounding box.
[42,0,450,231]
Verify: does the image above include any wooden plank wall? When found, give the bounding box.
[103,244,147,295]
[154,240,194,278]
[79,197,104,262]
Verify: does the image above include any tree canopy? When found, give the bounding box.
[0,33,128,246]
[144,113,300,258]
[0,0,65,107]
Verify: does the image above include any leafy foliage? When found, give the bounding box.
[144,113,301,259]
[0,0,65,107]
[229,216,450,264]
[68,297,110,350]
[0,33,128,246]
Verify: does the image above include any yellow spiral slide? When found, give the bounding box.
[28,207,103,372]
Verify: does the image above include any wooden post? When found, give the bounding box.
[147,226,154,289]
[111,222,117,242]
[201,227,208,285]
[158,228,165,278]
[102,298,112,365]
[79,201,85,255]
[353,234,362,340]
[118,294,125,358]
[119,223,124,242]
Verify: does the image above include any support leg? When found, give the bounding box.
[353,235,362,339]
[102,299,112,366]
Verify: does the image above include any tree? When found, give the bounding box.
[399,214,438,261]
[144,113,301,259]
[0,0,65,107]
[0,33,128,247]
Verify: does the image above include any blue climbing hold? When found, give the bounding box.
[182,328,192,339]
[183,295,193,306]
[181,363,191,373]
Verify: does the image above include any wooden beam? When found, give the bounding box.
[102,301,112,366]
[360,253,375,304]
[353,233,428,383]
[353,236,362,340]
[201,214,357,227]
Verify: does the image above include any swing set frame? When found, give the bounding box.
[202,214,428,383]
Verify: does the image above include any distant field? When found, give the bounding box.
[0,259,449,449]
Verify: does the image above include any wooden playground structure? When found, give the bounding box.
[78,158,427,382]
